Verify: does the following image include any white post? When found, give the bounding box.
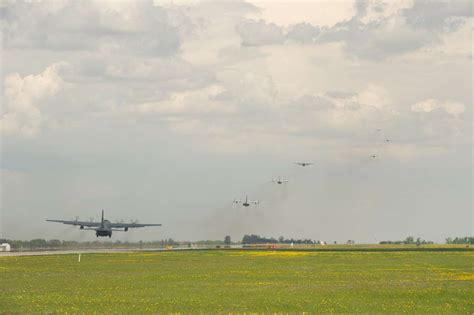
[78,253,81,262]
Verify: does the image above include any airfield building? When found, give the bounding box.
[0,243,11,252]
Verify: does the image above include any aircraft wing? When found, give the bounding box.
[108,223,162,229]
[46,219,101,227]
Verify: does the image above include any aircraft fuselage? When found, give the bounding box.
[96,229,112,237]
[96,219,112,238]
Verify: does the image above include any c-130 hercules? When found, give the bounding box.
[46,210,161,238]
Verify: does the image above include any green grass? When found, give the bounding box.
[0,249,473,314]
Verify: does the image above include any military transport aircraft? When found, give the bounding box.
[295,162,314,167]
[233,196,259,207]
[272,177,289,184]
[46,210,161,238]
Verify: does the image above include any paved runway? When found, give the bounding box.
[0,245,244,256]
[0,248,169,256]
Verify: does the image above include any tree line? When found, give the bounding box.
[379,236,434,245]
[242,235,319,244]
[380,236,472,245]
[445,237,474,244]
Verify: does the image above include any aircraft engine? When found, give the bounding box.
[80,225,84,229]
[124,227,128,232]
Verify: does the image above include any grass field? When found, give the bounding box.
[0,249,473,314]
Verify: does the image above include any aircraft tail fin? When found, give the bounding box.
[101,209,104,227]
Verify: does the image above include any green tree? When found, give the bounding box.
[404,236,414,244]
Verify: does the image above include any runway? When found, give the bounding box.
[0,245,245,256]
[0,248,173,257]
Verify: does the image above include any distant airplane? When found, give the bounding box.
[272,177,289,184]
[385,139,391,142]
[295,162,314,167]
[371,154,378,159]
[233,196,259,207]
[46,210,161,238]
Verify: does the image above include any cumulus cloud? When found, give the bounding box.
[237,19,285,46]
[2,1,188,56]
[411,99,466,117]
[237,0,472,60]
[286,23,320,43]
[326,0,472,59]
[1,62,68,137]
[286,84,396,135]
[358,0,415,24]
[402,0,472,31]
[236,19,321,46]
[123,84,234,116]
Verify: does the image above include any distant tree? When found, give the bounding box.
[446,237,474,244]
[278,236,284,243]
[242,235,279,244]
[30,239,47,249]
[48,239,62,248]
[404,236,414,244]
[224,235,231,245]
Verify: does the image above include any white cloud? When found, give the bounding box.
[2,1,187,55]
[247,0,356,27]
[237,19,285,46]
[1,62,68,136]
[359,0,414,24]
[122,84,234,116]
[357,84,391,109]
[411,99,466,117]
[239,0,472,60]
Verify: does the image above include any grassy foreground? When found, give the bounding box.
[0,249,473,314]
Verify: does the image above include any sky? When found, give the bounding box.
[0,0,472,243]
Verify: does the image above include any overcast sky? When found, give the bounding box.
[1,0,472,243]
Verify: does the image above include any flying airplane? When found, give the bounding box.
[46,210,162,238]
[371,154,378,159]
[295,162,314,167]
[272,177,289,184]
[233,196,259,207]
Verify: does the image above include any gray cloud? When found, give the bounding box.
[323,0,472,59]
[237,19,285,46]
[236,20,321,46]
[287,23,320,43]
[236,1,472,60]
[2,1,187,56]
[402,0,472,31]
